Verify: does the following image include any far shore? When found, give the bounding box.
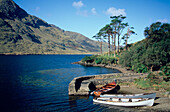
[0,53,95,55]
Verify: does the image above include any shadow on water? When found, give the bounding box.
[68,95,90,107]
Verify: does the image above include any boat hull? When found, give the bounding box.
[93,98,154,107]
[93,82,119,96]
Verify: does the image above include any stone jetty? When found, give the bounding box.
[68,73,148,95]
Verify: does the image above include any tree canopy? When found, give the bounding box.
[119,22,170,72]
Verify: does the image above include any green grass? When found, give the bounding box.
[135,78,152,90]
[135,78,170,91]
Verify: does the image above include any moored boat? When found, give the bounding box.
[92,81,118,96]
[93,97,154,107]
[100,93,156,99]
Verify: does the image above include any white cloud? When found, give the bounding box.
[91,8,97,15]
[72,1,84,8]
[105,7,126,16]
[35,7,40,12]
[157,19,168,23]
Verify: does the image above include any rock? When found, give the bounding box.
[164,92,170,98]
[71,62,80,64]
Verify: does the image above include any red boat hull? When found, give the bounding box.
[93,81,118,96]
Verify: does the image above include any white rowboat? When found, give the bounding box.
[93,97,154,107]
[100,93,156,99]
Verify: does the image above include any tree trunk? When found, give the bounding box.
[100,41,102,54]
[114,28,116,57]
[125,37,128,50]
[114,33,116,57]
[108,34,110,56]
[117,33,120,55]
[126,27,129,51]
[111,34,114,52]
[117,23,120,55]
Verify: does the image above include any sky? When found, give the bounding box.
[13,0,170,45]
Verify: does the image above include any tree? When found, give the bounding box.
[143,22,170,71]
[120,22,170,72]
[122,26,136,50]
[144,22,170,40]
[117,22,128,54]
[92,31,106,54]
[110,15,127,56]
[101,24,112,56]
[110,18,117,57]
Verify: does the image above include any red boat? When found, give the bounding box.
[93,81,119,96]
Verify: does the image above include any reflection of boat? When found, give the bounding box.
[92,81,118,96]
[100,93,156,99]
[93,97,154,107]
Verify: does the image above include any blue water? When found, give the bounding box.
[0,55,132,112]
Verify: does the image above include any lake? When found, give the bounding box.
[0,55,134,112]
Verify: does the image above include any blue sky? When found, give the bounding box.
[14,0,170,45]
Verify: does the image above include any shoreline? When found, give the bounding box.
[72,61,134,73]
[73,61,170,111]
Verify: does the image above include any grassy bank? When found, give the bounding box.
[134,70,170,91]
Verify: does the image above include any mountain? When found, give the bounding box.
[0,0,106,54]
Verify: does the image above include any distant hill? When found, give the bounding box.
[0,0,107,54]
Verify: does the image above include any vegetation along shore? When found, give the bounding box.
[72,16,170,111]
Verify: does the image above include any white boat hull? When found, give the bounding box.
[93,98,154,107]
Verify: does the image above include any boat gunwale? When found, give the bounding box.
[96,98,153,102]
[100,93,156,98]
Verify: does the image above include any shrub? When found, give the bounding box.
[159,65,170,81]
[160,81,170,91]
[119,51,132,67]
[147,72,162,85]
[132,63,148,73]
[81,56,95,63]
[107,57,115,64]
[94,57,103,64]
[101,58,108,65]
[82,55,118,65]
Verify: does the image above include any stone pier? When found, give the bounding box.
[68,73,148,95]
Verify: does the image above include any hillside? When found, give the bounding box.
[0,0,106,54]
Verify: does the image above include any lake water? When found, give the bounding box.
[0,55,135,112]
